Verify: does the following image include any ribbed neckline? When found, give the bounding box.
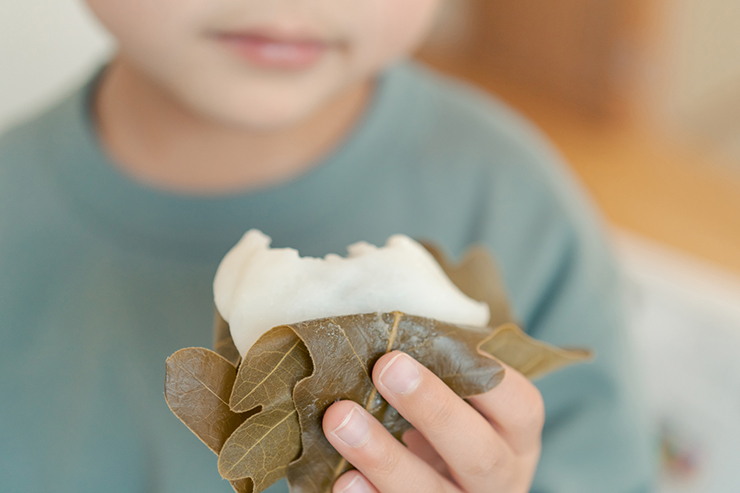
[43,61,415,263]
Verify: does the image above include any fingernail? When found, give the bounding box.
[332,407,370,447]
[339,474,371,493]
[379,353,420,394]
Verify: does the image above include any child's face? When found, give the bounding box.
[86,0,440,128]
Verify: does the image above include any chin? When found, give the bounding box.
[177,76,347,131]
[207,104,318,130]
[235,103,325,130]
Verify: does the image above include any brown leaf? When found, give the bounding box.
[217,326,312,491]
[165,348,255,493]
[214,308,241,366]
[229,326,312,413]
[164,348,251,454]
[423,242,514,328]
[424,242,592,375]
[218,405,302,486]
[229,478,253,493]
[285,312,504,493]
[480,323,593,380]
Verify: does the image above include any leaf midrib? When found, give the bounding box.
[223,409,298,476]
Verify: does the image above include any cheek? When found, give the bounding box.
[86,0,169,45]
[344,0,440,70]
[84,0,207,67]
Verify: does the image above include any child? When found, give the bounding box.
[0,0,654,492]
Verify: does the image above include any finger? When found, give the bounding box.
[333,470,379,493]
[323,400,458,493]
[373,351,514,493]
[402,429,455,482]
[467,362,545,454]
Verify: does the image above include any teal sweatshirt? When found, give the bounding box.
[0,62,654,492]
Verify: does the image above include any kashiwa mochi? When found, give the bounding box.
[213,230,490,357]
[167,233,591,493]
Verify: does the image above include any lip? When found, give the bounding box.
[214,29,333,70]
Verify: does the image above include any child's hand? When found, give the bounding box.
[323,352,543,493]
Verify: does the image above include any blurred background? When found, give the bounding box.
[2,0,739,490]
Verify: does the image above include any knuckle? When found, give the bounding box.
[462,446,504,479]
[364,445,400,476]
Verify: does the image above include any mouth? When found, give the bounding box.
[213,29,337,70]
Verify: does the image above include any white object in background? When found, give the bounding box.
[0,0,112,133]
[616,231,740,493]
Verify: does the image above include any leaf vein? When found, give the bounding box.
[223,409,297,476]
[232,338,302,408]
[176,360,230,407]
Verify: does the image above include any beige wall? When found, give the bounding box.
[644,0,740,164]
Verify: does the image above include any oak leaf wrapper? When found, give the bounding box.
[165,244,592,493]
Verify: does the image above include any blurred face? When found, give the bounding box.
[85,0,440,128]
